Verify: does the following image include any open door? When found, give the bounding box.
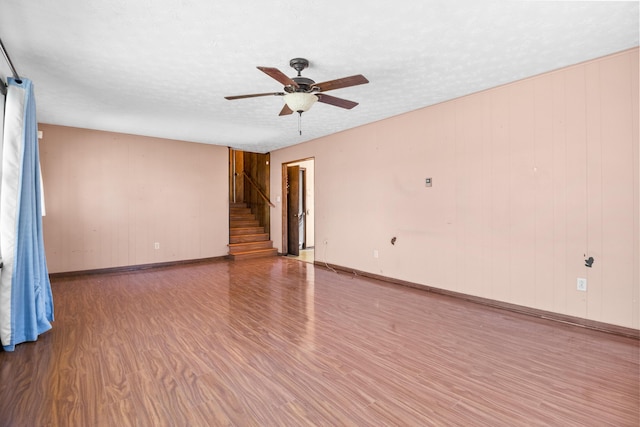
[287,165,300,256]
[282,158,314,260]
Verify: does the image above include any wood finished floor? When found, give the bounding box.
[0,257,638,426]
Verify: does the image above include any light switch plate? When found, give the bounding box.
[577,278,587,291]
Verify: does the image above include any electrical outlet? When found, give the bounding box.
[154,242,160,250]
[373,249,379,258]
[577,278,587,292]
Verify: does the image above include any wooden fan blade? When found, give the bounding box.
[317,94,359,109]
[314,74,369,92]
[225,92,284,100]
[257,67,299,88]
[279,104,293,116]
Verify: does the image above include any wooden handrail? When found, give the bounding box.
[242,171,275,207]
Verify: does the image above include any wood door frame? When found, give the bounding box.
[230,148,271,234]
[286,165,301,256]
[299,167,307,250]
[281,157,314,255]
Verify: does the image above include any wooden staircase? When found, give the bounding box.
[228,202,277,260]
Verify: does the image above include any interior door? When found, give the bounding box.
[287,165,300,256]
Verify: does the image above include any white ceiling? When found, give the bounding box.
[0,1,638,153]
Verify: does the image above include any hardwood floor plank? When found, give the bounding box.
[0,257,637,426]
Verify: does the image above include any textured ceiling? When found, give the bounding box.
[0,1,638,153]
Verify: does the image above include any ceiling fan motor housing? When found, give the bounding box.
[286,58,317,93]
[287,76,317,93]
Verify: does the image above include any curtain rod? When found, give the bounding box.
[0,37,21,95]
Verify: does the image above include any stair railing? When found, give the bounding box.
[242,171,275,208]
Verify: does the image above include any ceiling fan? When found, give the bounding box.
[224,58,369,117]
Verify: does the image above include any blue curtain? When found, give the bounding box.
[0,77,53,351]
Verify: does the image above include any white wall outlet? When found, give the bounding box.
[577,278,587,292]
[154,242,160,250]
[373,249,379,258]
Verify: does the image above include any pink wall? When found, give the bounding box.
[39,125,229,273]
[270,48,639,329]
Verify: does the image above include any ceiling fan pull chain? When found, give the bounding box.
[298,112,302,135]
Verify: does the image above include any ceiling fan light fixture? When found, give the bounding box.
[284,92,317,113]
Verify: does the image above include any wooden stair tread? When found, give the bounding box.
[228,202,275,260]
[228,240,274,254]
[230,214,255,220]
[229,248,278,260]
[230,233,269,243]
[230,227,265,235]
[230,220,260,227]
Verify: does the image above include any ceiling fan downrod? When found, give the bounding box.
[289,58,309,77]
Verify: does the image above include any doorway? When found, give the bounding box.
[283,158,315,263]
[229,149,271,233]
